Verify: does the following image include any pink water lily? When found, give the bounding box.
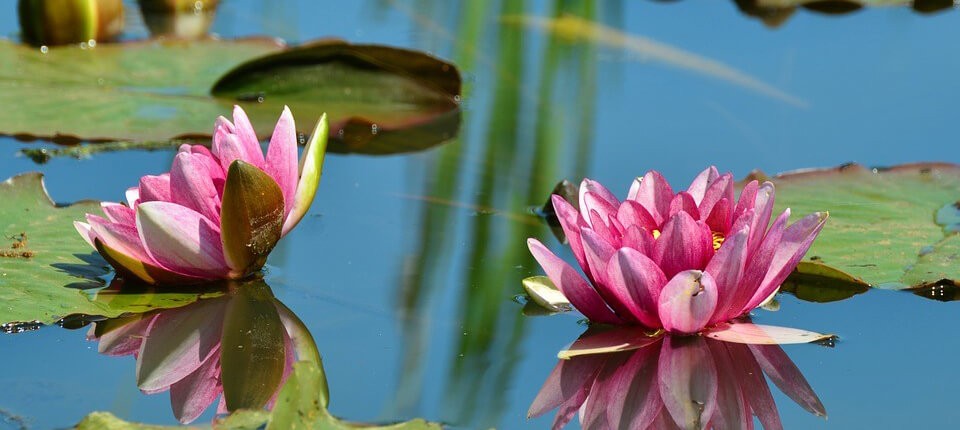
[526,167,828,334]
[529,326,827,430]
[74,106,328,284]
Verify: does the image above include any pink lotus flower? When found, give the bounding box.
[526,167,828,334]
[529,326,827,430]
[74,106,328,284]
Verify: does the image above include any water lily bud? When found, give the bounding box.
[18,0,124,47]
[137,0,219,39]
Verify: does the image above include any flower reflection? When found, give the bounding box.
[530,326,827,430]
[87,280,317,424]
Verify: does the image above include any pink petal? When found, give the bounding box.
[170,346,223,424]
[667,192,700,221]
[704,197,732,234]
[582,192,618,231]
[696,173,734,223]
[231,106,265,166]
[705,227,750,325]
[580,229,641,324]
[631,170,674,225]
[88,215,157,266]
[748,182,776,251]
[686,166,720,205]
[617,200,659,232]
[748,343,827,417]
[658,271,718,335]
[732,209,790,315]
[587,210,617,248]
[558,326,661,359]
[170,152,222,223]
[733,180,759,222]
[605,248,667,328]
[101,202,135,227]
[621,225,656,256]
[742,212,829,314]
[654,212,713,279]
[704,322,834,345]
[527,238,622,324]
[139,174,171,203]
[125,187,140,207]
[658,336,718,430]
[74,221,95,248]
[188,144,226,196]
[136,202,230,278]
[264,106,299,220]
[551,195,589,271]
[579,178,619,216]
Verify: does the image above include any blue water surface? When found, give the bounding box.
[1,1,959,429]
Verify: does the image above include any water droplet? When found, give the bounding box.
[370,124,379,135]
[39,45,48,54]
[79,41,88,50]
[256,96,265,103]
[87,39,96,48]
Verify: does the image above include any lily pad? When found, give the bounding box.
[757,163,960,289]
[211,39,462,155]
[0,38,460,154]
[0,173,221,326]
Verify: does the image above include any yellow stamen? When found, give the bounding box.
[712,231,725,251]
[652,229,661,239]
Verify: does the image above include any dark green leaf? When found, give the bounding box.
[780,261,870,303]
[211,39,462,155]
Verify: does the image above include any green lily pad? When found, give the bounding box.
[211,39,462,155]
[0,173,222,326]
[780,261,869,303]
[0,38,460,155]
[758,162,960,290]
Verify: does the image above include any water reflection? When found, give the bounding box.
[85,279,316,424]
[530,327,826,430]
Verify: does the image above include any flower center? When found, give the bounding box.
[652,229,661,239]
[712,231,725,251]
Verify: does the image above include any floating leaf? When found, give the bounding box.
[0,173,225,326]
[0,38,460,154]
[758,163,960,290]
[0,38,282,144]
[703,322,835,345]
[211,39,462,155]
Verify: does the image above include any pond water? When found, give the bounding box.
[1,0,960,429]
